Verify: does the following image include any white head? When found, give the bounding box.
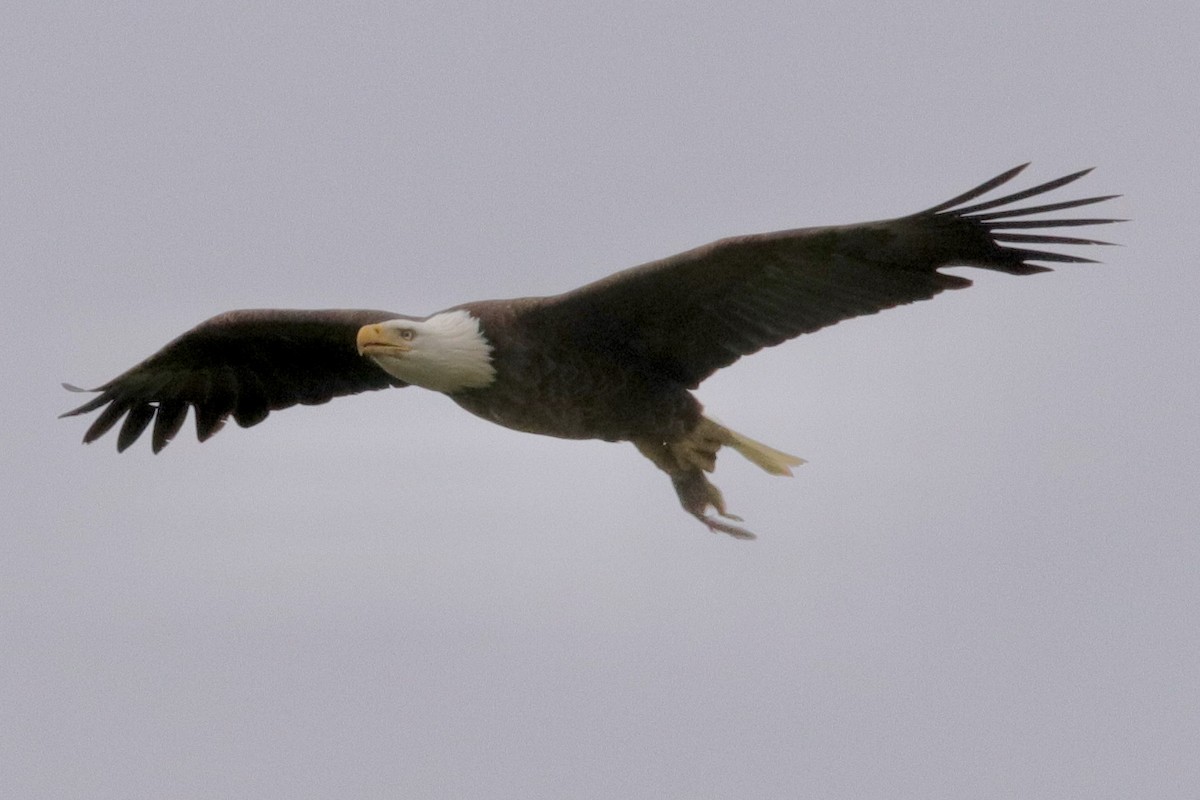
[356,310,496,393]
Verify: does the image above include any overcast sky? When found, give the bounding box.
[4,2,1198,798]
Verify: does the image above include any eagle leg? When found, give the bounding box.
[633,434,758,539]
[670,469,757,540]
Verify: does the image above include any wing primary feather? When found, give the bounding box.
[232,371,271,428]
[967,195,1123,220]
[82,399,132,444]
[194,367,234,442]
[116,403,155,452]
[992,232,1116,246]
[942,168,1095,216]
[59,390,112,418]
[981,216,1126,229]
[1005,248,1100,264]
[152,401,188,454]
[194,405,229,442]
[919,163,1030,214]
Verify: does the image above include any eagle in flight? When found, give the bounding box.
[64,164,1120,538]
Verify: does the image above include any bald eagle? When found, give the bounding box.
[64,165,1119,538]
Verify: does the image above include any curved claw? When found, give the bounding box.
[697,514,757,540]
[671,470,757,540]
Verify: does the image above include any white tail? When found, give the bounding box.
[702,417,806,476]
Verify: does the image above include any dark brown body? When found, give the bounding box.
[449,299,702,443]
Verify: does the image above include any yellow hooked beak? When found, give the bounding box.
[356,324,412,356]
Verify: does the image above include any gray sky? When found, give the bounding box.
[4,2,1198,798]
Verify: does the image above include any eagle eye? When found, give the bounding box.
[399,329,415,341]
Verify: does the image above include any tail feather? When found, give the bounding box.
[704,418,805,476]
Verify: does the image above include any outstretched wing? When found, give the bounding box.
[62,308,409,452]
[542,164,1122,387]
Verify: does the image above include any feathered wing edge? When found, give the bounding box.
[60,380,181,452]
[61,309,408,452]
[916,163,1124,273]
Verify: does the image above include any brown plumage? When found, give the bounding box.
[64,164,1121,537]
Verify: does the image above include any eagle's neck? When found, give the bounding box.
[375,309,497,394]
